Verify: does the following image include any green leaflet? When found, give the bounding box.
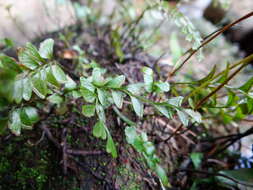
[8,110,22,136]
[65,75,77,90]
[106,75,125,89]
[168,96,183,107]
[39,38,54,59]
[154,81,170,92]
[125,127,170,187]
[31,72,48,99]
[22,77,33,101]
[126,83,144,95]
[96,103,106,122]
[106,133,117,158]
[51,64,67,83]
[92,120,117,158]
[111,90,124,109]
[0,55,21,73]
[143,141,155,155]
[20,107,39,126]
[97,88,109,106]
[92,68,105,86]
[80,77,95,92]
[18,43,42,70]
[45,66,60,87]
[82,104,96,117]
[176,109,189,126]
[130,96,143,117]
[80,88,96,103]
[47,94,63,105]
[13,78,23,103]
[155,105,173,119]
[155,165,169,188]
[184,109,202,123]
[92,120,107,140]
[142,67,153,92]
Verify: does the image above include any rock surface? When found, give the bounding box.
[0,0,75,44]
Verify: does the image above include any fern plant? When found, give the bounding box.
[0,38,206,187]
[2,34,253,186]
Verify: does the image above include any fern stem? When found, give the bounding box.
[194,54,253,110]
[169,11,253,77]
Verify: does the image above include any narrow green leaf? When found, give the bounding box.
[92,120,107,140]
[39,38,54,59]
[226,91,237,107]
[198,65,216,84]
[130,96,143,117]
[111,90,124,108]
[111,29,124,61]
[106,75,125,88]
[216,63,229,83]
[239,77,253,93]
[22,77,32,101]
[82,104,96,117]
[52,64,67,83]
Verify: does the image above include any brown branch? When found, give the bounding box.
[177,169,253,188]
[61,128,68,175]
[39,125,61,148]
[66,149,105,156]
[164,123,184,143]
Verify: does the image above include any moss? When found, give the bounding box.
[116,166,142,190]
[0,134,79,190]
